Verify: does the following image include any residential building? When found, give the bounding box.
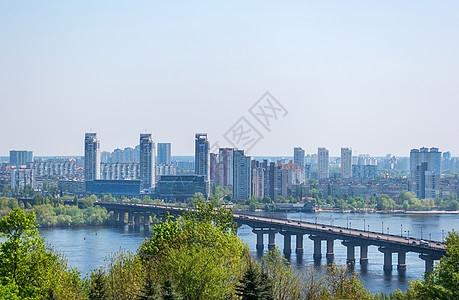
[84,133,100,182]
[209,153,218,183]
[194,133,210,180]
[341,148,352,179]
[157,143,171,165]
[9,150,34,166]
[233,150,251,200]
[410,147,442,199]
[217,148,235,186]
[317,147,329,180]
[11,168,34,190]
[251,160,264,199]
[139,133,155,190]
[293,147,305,170]
[101,163,139,180]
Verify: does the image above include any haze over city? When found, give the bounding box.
[2,1,459,156]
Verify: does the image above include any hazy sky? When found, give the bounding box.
[1,1,458,157]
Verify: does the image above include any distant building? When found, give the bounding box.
[217,148,235,187]
[267,162,288,200]
[139,134,155,190]
[233,150,251,200]
[352,165,377,179]
[251,160,264,199]
[109,146,139,163]
[84,133,100,182]
[85,180,141,196]
[341,148,352,179]
[32,160,77,178]
[58,180,85,194]
[194,133,210,180]
[317,147,329,180]
[10,150,33,166]
[410,147,441,199]
[156,175,208,201]
[195,133,210,195]
[293,147,305,170]
[209,153,218,183]
[101,163,139,180]
[157,143,171,165]
[11,168,34,190]
[155,164,176,181]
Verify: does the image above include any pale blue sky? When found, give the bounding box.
[1,1,458,156]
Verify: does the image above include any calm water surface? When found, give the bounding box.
[39,212,458,294]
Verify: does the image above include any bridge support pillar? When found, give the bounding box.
[360,244,369,265]
[420,254,434,273]
[379,248,394,271]
[296,234,304,254]
[326,239,335,261]
[144,214,150,226]
[134,214,140,229]
[268,230,277,251]
[281,232,292,255]
[342,241,356,266]
[252,230,265,251]
[119,211,126,225]
[113,210,119,222]
[309,236,323,260]
[397,252,407,270]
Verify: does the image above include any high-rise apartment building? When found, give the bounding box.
[217,148,235,186]
[293,147,305,170]
[195,133,210,180]
[139,133,155,190]
[317,147,329,180]
[84,133,100,182]
[11,168,34,190]
[410,147,441,199]
[341,148,352,179]
[10,150,34,166]
[233,150,251,200]
[209,153,219,183]
[251,160,264,199]
[157,143,171,165]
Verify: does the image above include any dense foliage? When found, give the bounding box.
[0,196,111,227]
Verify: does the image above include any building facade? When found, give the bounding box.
[317,147,329,180]
[341,147,352,179]
[233,150,251,200]
[139,133,155,190]
[410,147,442,199]
[157,143,171,165]
[84,133,100,182]
[10,150,34,166]
[11,168,34,190]
[194,133,210,180]
[217,148,235,187]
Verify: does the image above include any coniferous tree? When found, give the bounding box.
[236,262,273,300]
[88,269,108,300]
[161,280,182,300]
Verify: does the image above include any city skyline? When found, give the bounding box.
[2,132,457,159]
[2,1,459,157]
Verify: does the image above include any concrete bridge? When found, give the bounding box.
[67,200,447,273]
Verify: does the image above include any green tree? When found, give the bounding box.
[139,201,249,299]
[0,209,84,299]
[88,269,108,300]
[405,230,459,299]
[235,262,273,300]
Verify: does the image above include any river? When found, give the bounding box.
[39,212,458,294]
